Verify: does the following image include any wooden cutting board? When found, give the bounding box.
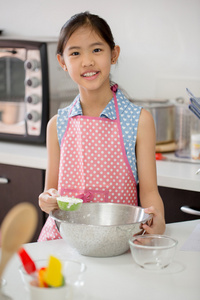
[156,142,177,153]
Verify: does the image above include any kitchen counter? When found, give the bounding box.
[1,219,200,300]
[0,141,200,192]
[156,158,200,192]
[0,141,47,170]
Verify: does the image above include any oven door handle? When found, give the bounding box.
[180,205,200,216]
[0,177,9,184]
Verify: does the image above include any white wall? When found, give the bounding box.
[1,0,200,99]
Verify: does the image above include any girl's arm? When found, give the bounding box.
[38,115,60,214]
[136,108,166,234]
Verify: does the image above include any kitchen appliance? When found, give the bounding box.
[0,38,78,143]
[130,98,176,151]
[130,97,200,155]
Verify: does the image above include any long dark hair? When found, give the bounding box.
[57,11,115,55]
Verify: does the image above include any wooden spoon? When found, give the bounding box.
[0,202,38,279]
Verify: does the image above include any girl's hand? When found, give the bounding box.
[38,188,60,214]
[142,206,166,235]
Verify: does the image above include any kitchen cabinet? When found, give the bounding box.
[0,164,45,242]
[158,186,200,223]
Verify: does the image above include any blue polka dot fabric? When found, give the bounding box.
[57,88,142,182]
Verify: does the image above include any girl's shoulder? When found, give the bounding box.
[47,114,57,132]
[137,107,155,128]
[116,88,142,116]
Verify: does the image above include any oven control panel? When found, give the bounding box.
[24,49,42,136]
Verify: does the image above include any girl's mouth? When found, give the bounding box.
[82,71,99,79]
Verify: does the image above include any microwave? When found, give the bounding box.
[0,38,78,144]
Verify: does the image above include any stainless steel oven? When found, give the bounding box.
[0,38,78,144]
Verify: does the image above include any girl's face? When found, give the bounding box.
[57,26,120,93]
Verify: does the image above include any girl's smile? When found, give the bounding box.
[81,71,100,80]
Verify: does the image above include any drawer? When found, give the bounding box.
[0,164,45,242]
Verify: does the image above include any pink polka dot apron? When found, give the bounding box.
[38,91,138,241]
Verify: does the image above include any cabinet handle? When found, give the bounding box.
[0,177,9,184]
[180,206,200,216]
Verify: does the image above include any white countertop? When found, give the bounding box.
[156,159,200,191]
[1,219,200,300]
[0,141,47,170]
[0,141,200,192]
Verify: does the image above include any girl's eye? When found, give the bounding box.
[93,48,101,53]
[71,52,79,56]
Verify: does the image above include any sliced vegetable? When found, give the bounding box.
[38,267,48,288]
[44,256,63,287]
[18,247,36,274]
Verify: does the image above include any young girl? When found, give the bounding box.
[38,11,165,241]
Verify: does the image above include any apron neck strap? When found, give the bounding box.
[112,91,120,120]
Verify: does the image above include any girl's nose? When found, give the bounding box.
[82,54,94,67]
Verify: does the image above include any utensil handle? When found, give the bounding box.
[0,178,9,184]
[180,206,200,216]
[0,250,13,279]
[196,168,200,175]
[186,88,195,98]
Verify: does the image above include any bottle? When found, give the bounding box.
[191,133,200,160]
[190,114,200,160]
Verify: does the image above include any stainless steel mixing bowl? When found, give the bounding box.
[50,203,152,257]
